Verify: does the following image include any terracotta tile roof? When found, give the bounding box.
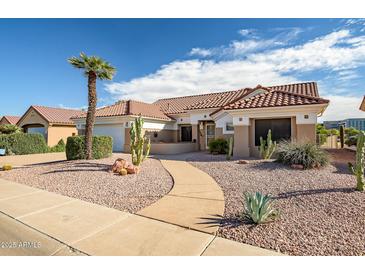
[270,82,319,97]
[74,100,172,121]
[154,82,321,114]
[1,115,20,125]
[185,88,252,110]
[223,90,329,111]
[25,106,84,125]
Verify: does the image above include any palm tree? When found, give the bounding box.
[68,53,116,159]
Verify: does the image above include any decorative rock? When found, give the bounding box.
[127,164,140,174]
[111,158,129,173]
[237,160,249,164]
[291,164,304,170]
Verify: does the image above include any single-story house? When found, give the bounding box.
[0,116,20,125]
[72,82,329,157]
[17,105,83,146]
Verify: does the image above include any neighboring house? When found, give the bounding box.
[17,105,83,146]
[72,82,329,157]
[0,115,20,125]
[324,118,365,131]
[360,95,365,111]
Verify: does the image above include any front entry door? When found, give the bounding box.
[206,123,215,149]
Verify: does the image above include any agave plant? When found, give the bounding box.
[243,192,279,224]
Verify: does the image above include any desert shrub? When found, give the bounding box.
[66,135,112,160]
[243,192,279,224]
[0,124,22,134]
[208,138,228,154]
[0,133,48,155]
[276,140,329,169]
[345,135,357,147]
[48,139,66,152]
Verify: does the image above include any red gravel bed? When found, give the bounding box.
[188,149,365,256]
[0,153,173,213]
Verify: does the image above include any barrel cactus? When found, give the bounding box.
[119,168,128,176]
[348,131,365,191]
[259,129,277,160]
[2,164,12,171]
[130,116,151,166]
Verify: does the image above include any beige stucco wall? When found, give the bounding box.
[145,129,178,143]
[215,128,234,140]
[233,125,250,158]
[0,117,10,125]
[296,123,316,143]
[191,124,199,147]
[47,125,78,146]
[150,142,198,155]
[18,109,49,128]
[124,127,180,152]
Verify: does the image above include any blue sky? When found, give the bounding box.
[1,18,365,121]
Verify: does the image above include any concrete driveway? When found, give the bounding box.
[0,152,66,167]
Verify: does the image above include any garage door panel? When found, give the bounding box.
[93,125,124,152]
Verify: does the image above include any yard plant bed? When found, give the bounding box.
[188,149,365,256]
[0,153,173,213]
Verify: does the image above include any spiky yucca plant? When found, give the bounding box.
[130,116,151,166]
[243,192,279,224]
[259,130,277,159]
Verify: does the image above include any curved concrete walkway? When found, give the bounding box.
[137,160,225,234]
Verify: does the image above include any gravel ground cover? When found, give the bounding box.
[0,153,173,213]
[188,149,365,256]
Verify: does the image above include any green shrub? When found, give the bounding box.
[48,139,66,153]
[276,140,329,169]
[0,124,22,134]
[66,135,113,160]
[345,136,357,147]
[208,138,228,154]
[243,192,279,224]
[0,133,48,155]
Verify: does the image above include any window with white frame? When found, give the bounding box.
[225,122,234,132]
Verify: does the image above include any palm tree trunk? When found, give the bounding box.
[85,71,97,160]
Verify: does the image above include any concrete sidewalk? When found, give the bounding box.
[0,152,66,167]
[138,160,225,234]
[0,178,281,256]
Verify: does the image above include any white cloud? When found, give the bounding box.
[319,95,365,122]
[105,28,365,121]
[189,48,212,57]
[105,59,297,103]
[237,28,256,37]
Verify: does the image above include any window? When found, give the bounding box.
[255,118,291,146]
[225,122,234,132]
[180,125,192,142]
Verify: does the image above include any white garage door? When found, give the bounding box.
[93,125,124,152]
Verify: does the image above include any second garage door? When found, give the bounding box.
[93,125,125,152]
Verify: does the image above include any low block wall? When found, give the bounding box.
[150,142,198,155]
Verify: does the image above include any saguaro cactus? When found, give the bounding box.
[259,129,277,160]
[348,131,365,191]
[339,125,345,149]
[130,116,151,166]
[226,137,233,160]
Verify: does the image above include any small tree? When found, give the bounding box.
[68,53,116,160]
[259,129,277,159]
[130,116,151,166]
[348,131,365,191]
